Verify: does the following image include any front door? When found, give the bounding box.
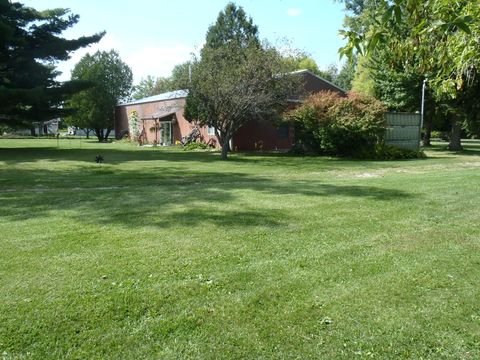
[159,121,172,146]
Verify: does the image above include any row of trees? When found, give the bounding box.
[1,0,354,147]
[132,50,354,101]
[337,0,480,150]
[0,0,134,141]
[12,0,475,156]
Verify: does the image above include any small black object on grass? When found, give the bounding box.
[95,155,104,164]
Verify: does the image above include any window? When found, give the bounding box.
[276,125,289,139]
[207,126,216,136]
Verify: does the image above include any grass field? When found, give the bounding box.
[1,138,479,359]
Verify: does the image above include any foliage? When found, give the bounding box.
[287,91,387,157]
[68,50,133,142]
[338,0,480,150]
[205,2,259,50]
[373,144,426,160]
[170,62,192,90]
[132,75,170,99]
[430,130,450,141]
[335,58,357,91]
[350,55,375,96]
[129,110,140,139]
[282,53,352,90]
[132,62,191,100]
[0,0,103,126]
[282,54,334,81]
[184,3,299,160]
[182,141,211,151]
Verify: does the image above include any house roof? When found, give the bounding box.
[119,89,188,106]
[118,69,343,107]
[289,69,347,94]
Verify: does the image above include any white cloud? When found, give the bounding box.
[55,33,124,81]
[287,8,302,17]
[127,44,196,83]
[55,34,199,84]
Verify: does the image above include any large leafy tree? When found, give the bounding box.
[68,50,133,142]
[339,0,480,150]
[184,3,298,160]
[0,0,103,126]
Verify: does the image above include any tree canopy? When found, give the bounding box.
[68,50,133,141]
[0,0,103,126]
[132,62,192,100]
[204,2,260,50]
[185,3,298,160]
[338,0,480,149]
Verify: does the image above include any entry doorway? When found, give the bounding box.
[159,121,172,146]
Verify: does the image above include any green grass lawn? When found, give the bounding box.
[1,138,479,359]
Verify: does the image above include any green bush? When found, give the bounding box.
[183,142,210,151]
[373,144,426,160]
[287,91,388,157]
[430,130,450,141]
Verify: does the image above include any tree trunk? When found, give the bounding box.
[448,115,463,151]
[423,121,431,147]
[94,128,105,142]
[30,127,36,136]
[105,128,112,140]
[85,129,90,139]
[221,143,229,160]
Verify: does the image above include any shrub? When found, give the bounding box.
[430,130,450,141]
[373,144,426,160]
[183,142,210,151]
[287,91,387,157]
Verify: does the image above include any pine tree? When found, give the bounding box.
[0,0,103,126]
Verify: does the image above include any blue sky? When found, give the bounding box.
[21,0,347,84]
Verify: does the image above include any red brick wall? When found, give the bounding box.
[115,98,218,147]
[233,119,294,151]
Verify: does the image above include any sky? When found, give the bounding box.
[20,0,348,84]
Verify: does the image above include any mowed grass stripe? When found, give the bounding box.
[0,138,479,359]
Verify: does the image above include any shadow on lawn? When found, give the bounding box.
[0,146,220,164]
[427,141,480,156]
[0,165,415,230]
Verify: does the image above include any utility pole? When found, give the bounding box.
[421,78,427,129]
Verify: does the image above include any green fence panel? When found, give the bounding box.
[385,112,420,151]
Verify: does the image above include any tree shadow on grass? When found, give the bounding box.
[0,165,415,230]
[427,141,480,157]
[0,146,222,165]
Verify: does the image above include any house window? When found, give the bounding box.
[207,126,216,136]
[277,125,289,139]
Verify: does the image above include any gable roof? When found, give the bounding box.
[118,69,344,107]
[119,89,188,106]
[290,69,347,94]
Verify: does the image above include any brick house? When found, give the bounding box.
[114,70,345,151]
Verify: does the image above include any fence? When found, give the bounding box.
[384,112,421,151]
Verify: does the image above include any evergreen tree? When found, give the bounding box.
[0,0,103,126]
[204,2,259,51]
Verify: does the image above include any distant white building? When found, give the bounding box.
[7,119,60,136]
